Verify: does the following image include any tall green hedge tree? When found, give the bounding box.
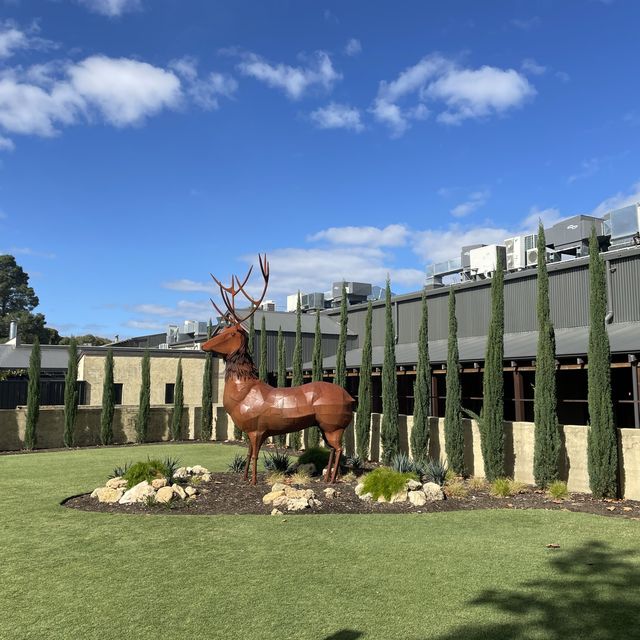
[444,289,465,475]
[248,314,255,359]
[63,338,79,448]
[481,256,505,481]
[171,358,184,441]
[533,223,560,488]
[275,326,287,446]
[24,337,40,450]
[307,311,323,448]
[587,228,618,498]
[100,349,115,445]
[259,315,268,382]
[381,278,399,464]
[290,292,303,450]
[335,282,348,389]
[356,302,373,460]
[135,350,150,443]
[410,291,430,461]
[201,350,213,442]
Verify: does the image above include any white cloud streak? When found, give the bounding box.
[170,56,237,110]
[237,51,341,100]
[309,224,408,247]
[592,181,640,216]
[344,38,362,56]
[310,103,363,132]
[450,189,490,218]
[77,0,142,17]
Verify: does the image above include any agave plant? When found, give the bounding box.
[390,451,414,473]
[346,453,363,470]
[108,462,131,479]
[227,453,247,473]
[162,457,181,482]
[424,458,449,486]
[262,449,291,473]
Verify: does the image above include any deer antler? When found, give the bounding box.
[209,254,270,325]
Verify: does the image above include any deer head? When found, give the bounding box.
[202,254,269,359]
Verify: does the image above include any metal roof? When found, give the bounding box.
[309,321,640,369]
[0,344,70,370]
[239,309,351,336]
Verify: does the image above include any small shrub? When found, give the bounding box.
[143,494,157,507]
[162,457,180,483]
[266,471,286,485]
[227,454,247,473]
[123,459,169,489]
[361,467,418,501]
[346,454,363,470]
[445,468,457,482]
[341,471,357,483]
[468,476,487,491]
[189,475,203,486]
[509,479,526,495]
[290,469,311,485]
[547,480,569,500]
[424,458,449,487]
[298,447,330,474]
[445,480,469,498]
[108,462,131,479]
[262,450,291,473]
[490,477,511,497]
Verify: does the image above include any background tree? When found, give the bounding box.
[335,282,348,389]
[24,337,40,450]
[533,223,560,488]
[444,289,465,475]
[290,291,303,450]
[356,302,373,460]
[274,326,287,446]
[135,350,151,443]
[411,290,430,461]
[481,256,505,481]
[587,228,618,498]
[259,315,268,382]
[307,311,323,449]
[171,358,184,441]
[381,278,399,464]
[59,334,110,346]
[248,314,255,359]
[201,321,214,441]
[63,338,79,448]
[100,349,115,445]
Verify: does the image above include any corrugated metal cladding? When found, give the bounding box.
[549,264,589,328]
[397,298,422,343]
[505,274,537,333]
[455,284,491,338]
[610,254,640,323]
[424,294,448,342]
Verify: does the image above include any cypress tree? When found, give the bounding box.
[410,290,430,461]
[63,338,79,448]
[135,349,151,443]
[171,358,184,441]
[274,326,287,447]
[335,282,348,389]
[481,256,505,481]
[100,348,115,445]
[201,348,213,441]
[356,302,373,460]
[381,278,399,464]
[307,311,323,448]
[248,314,255,359]
[444,289,465,475]
[290,292,303,450]
[587,228,618,498]
[24,337,40,450]
[533,223,560,487]
[259,315,268,382]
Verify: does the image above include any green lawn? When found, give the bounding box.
[1,443,639,640]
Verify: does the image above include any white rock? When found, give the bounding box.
[406,479,422,491]
[272,495,289,509]
[106,477,127,490]
[377,495,387,503]
[390,490,408,503]
[271,482,288,493]
[191,465,209,475]
[355,483,366,496]
[263,490,286,505]
[323,488,338,499]
[185,486,197,497]
[201,473,212,482]
[173,467,189,479]
[95,487,124,503]
[156,486,174,503]
[151,478,167,489]
[423,482,445,501]
[119,481,155,505]
[286,497,310,511]
[270,508,283,516]
[358,492,373,501]
[284,487,315,499]
[172,484,187,500]
[309,499,322,508]
[90,488,99,498]
[408,490,427,506]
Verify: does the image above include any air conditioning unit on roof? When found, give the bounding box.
[526,247,560,266]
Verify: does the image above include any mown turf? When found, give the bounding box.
[1,443,639,640]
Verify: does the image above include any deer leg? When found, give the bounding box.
[248,432,267,485]
[324,447,335,483]
[330,447,343,484]
[325,429,345,484]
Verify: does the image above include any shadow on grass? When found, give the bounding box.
[322,631,362,640]
[429,541,640,640]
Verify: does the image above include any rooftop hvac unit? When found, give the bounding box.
[461,244,485,270]
[526,247,560,266]
[545,215,604,253]
[158,343,169,349]
[505,234,537,271]
[469,244,507,278]
[605,204,640,247]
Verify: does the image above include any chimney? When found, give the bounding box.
[7,321,20,346]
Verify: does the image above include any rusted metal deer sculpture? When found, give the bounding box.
[202,255,354,485]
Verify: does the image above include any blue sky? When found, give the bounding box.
[0,0,639,339]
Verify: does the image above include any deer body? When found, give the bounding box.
[202,255,354,484]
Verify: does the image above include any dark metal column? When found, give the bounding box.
[513,368,525,422]
[431,374,439,417]
[632,360,640,429]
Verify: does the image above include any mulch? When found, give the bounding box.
[62,472,640,519]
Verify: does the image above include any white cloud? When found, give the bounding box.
[310,103,363,132]
[511,17,541,30]
[372,54,535,135]
[170,56,237,110]
[125,319,164,331]
[568,157,601,184]
[450,189,490,218]
[521,58,546,75]
[309,224,409,247]
[0,134,14,150]
[344,38,362,56]
[593,181,640,216]
[0,22,27,59]
[162,278,214,293]
[237,51,341,100]
[77,0,142,17]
